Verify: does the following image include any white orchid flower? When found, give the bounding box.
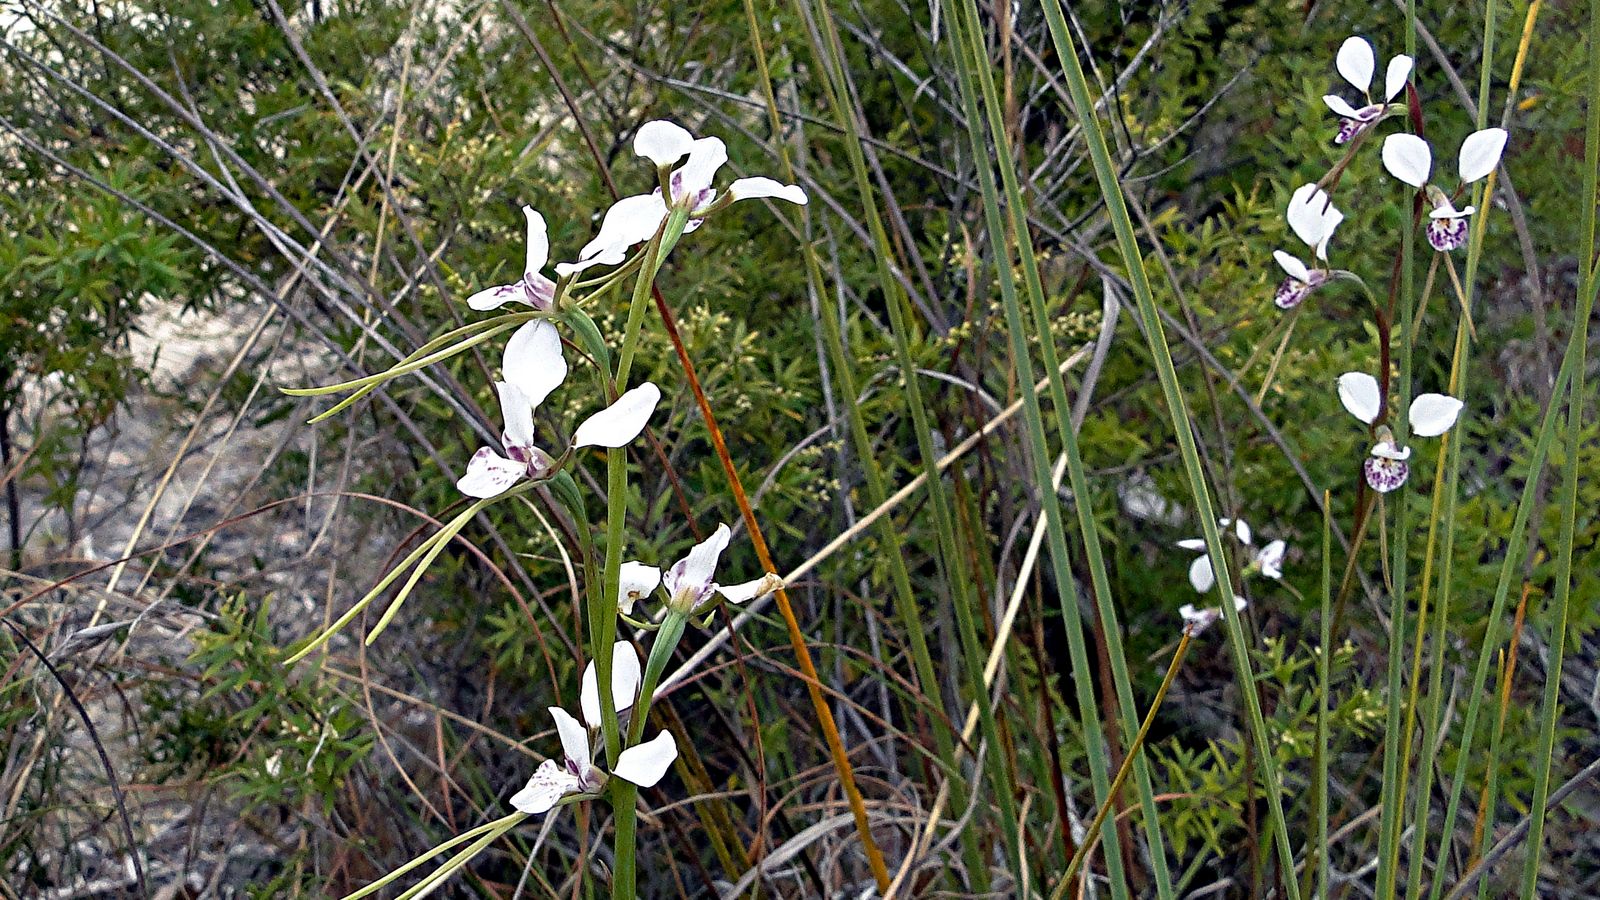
[558,121,807,273]
[466,206,559,311]
[1179,596,1248,636]
[1252,539,1287,580]
[1323,36,1413,144]
[1380,128,1508,251]
[1271,249,1329,310]
[1337,372,1464,493]
[509,641,679,815]
[1275,184,1344,308]
[661,523,782,615]
[457,321,663,498]
[1176,518,1286,591]
[1275,184,1345,308]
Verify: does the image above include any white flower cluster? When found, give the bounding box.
[1272,37,1487,493]
[446,120,802,817]
[1175,517,1285,636]
[1271,37,1508,310]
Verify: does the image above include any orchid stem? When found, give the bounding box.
[604,209,690,900]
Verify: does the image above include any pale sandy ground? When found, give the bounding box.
[4,299,396,895]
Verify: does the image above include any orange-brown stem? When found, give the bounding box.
[649,282,893,890]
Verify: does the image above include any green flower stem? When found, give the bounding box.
[780,0,982,885]
[601,209,689,900]
[1403,319,1470,900]
[939,2,1134,889]
[800,0,1026,882]
[1427,2,1598,890]
[1032,1,1299,893]
[1316,495,1333,900]
[610,611,688,900]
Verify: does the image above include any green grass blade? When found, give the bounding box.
[1031,3,1300,893]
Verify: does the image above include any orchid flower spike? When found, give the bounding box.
[661,524,782,615]
[1337,372,1464,493]
[457,321,663,498]
[1275,184,1345,308]
[1324,36,1413,144]
[510,642,679,815]
[1179,596,1248,637]
[1380,128,1508,251]
[467,206,559,311]
[560,121,807,273]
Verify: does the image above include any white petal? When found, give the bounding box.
[1383,55,1414,101]
[1231,518,1253,545]
[580,641,643,729]
[1287,184,1341,250]
[1273,250,1310,283]
[1371,441,1413,461]
[579,193,669,262]
[1256,540,1286,580]
[618,561,663,615]
[457,447,526,498]
[1428,198,1471,219]
[554,243,627,277]
[573,382,661,449]
[466,282,524,311]
[1313,213,1344,262]
[1232,595,1249,612]
[634,120,694,166]
[1408,393,1463,437]
[664,523,731,599]
[1381,133,1433,188]
[716,573,782,604]
[510,759,581,815]
[549,706,591,773]
[611,731,678,787]
[1337,372,1383,424]
[1175,538,1207,551]
[1458,128,1508,183]
[496,381,536,451]
[503,320,567,410]
[1336,36,1376,94]
[1188,555,1215,594]
[522,206,549,276]
[672,137,727,201]
[1322,95,1363,119]
[727,176,807,206]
